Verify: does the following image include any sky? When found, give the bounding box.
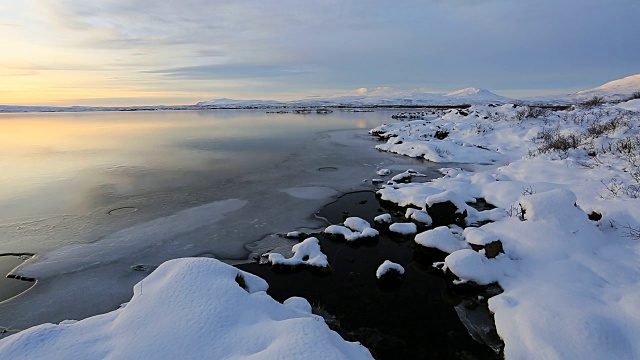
[1,0,639,106]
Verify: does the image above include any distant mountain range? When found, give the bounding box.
[195,87,513,108]
[2,74,640,112]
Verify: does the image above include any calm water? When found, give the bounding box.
[0,110,387,222]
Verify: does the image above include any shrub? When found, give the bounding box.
[582,95,606,107]
[536,127,582,153]
[515,106,550,120]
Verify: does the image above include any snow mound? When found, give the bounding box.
[374,213,392,224]
[388,222,417,235]
[324,217,379,242]
[0,258,371,359]
[405,208,433,225]
[376,260,405,279]
[444,249,506,285]
[268,237,329,268]
[415,226,470,253]
[463,227,499,246]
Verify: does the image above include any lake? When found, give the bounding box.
[0,109,428,333]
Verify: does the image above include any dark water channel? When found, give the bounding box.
[237,191,501,360]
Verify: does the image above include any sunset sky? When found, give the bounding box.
[1,0,638,106]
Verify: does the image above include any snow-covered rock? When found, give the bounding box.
[375,260,405,279]
[0,258,371,359]
[388,222,417,235]
[268,237,329,268]
[415,226,470,254]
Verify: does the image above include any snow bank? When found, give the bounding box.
[0,258,372,359]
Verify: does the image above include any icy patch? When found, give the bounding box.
[376,169,392,176]
[415,226,470,254]
[21,199,248,277]
[376,260,405,279]
[267,237,329,268]
[281,186,339,200]
[0,258,371,359]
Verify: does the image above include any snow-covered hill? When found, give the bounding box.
[575,74,640,100]
[526,74,640,104]
[196,88,513,109]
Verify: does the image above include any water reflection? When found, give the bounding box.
[0,110,393,221]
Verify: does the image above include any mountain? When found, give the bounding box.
[444,87,512,102]
[195,88,513,109]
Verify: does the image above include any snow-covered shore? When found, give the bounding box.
[369,100,640,358]
[0,258,372,359]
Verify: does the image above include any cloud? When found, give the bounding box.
[145,63,316,80]
[5,0,640,105]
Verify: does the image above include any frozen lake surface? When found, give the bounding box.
[0,109,431,334]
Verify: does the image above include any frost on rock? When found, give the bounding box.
[415,226,470,254]
[376,260,405,279]
[0,258,372,360]
[268,237,329,269]
[389,222,418,235]
[325,217,379,242]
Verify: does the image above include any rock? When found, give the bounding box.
[426,201,467,227]
[484,240,504,259]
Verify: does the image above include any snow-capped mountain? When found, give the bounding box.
[195,88,513,109]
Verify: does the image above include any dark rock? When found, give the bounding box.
[376,269,405,290]
[588,211,603,221]
[484,240,504,259]
[426,201,467,227]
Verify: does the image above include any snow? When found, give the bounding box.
[324,217,379,242]
[576,74,640,99]
[375,260,405,279]
[343,217,373,232]
[462,227,499,246]
[415,226,471,253]
[376,168,392,176]
[388,222,417,235]
[267,237,329,268]
[617,98,640,112]
[374,213,392,224]
[369,101,640,358]
[405,208,432,225]
[0,258,372,359]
